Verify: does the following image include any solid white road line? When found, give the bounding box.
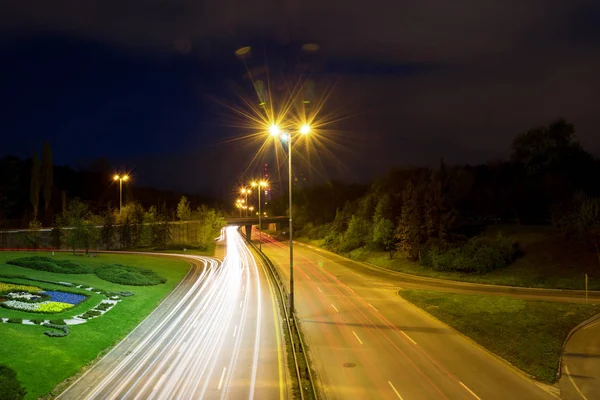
[388,381,404,399]
[400,331,417,345]
[459,381,481,400]
[153,374,166,392]
[218,367,227,390]
[331,304,339,312]
[240,300,243,308]
[583,320,600,330]
[352,331,363,345]
[233,325,237,337]
[368,303,378,312]
[565,365,589,400]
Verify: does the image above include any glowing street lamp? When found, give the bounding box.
[251,180,268,250]
[268,123,311,315]
[113,174,129,217]
[240,187,250,217]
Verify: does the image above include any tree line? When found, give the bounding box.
[272,119,600,270]
[23,196,225,253]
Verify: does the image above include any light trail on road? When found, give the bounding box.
[60,226,283,400]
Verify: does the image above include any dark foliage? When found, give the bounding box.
[95,264,166,286]
[6,256,92,274]
[0,364,26,400]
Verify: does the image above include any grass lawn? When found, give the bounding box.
[0,251,191,400]
[399,289,600,383]
[300,225,600,290]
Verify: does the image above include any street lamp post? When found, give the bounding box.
[113,174,129,217]
[270,123,310,315]
[240,188,250,217]
[251,180,267,251]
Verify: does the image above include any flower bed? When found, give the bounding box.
[41,291,87,305]
[5,292,43,301]
[0,282,41,294]
[1,300,73,313]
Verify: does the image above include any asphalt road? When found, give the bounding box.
[559,315,600,400]
[259,234,559,400]
[58,227,287,400]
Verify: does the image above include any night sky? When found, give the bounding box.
[2,1,600,199]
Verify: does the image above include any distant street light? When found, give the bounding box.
[113,174,129,217]
[268,123,311,315]
[240,187,250,217]
[251,180,268,251]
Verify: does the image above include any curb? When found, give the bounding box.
[395,290,561,398]
[556,311,600,381]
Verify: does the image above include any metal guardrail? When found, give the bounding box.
[242,232,318,400]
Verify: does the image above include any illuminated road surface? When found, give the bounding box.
[260,233,558,400]
[59,227,286,400]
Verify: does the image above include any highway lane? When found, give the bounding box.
[58,227,287,400]
[259,233,558,400]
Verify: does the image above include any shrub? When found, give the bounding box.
[95,264,166,286]
[30,319,45,325]
[6,257,93,274]
[0,364,26,400]
[48,319,66,325]
[422,234,520,274]
[80,310,102,319]
[43,323,70,337]
[94,302,112,311]
[6,318,22,324]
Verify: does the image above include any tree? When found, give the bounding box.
[59,199,91,254]
[397,181,427,259]
[555,192,600,266]
[41,141,53,219]
[373,194,393,223]
[30,152,41,219]
[341,215,371,252]
[177,196,192,244]
[177,196,192,220]
[373,218,396,259]
[100,206,116,250]
[424,160,456,247]
[152,202,171,248]
[26,219,42,249]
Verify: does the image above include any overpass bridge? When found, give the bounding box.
[225,216,287,240]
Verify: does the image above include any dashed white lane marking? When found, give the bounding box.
[331,304,339,312]
[565,365,589,400]
[218,367,227,390]
[233,325,238,337]
[352,331,363,345]
[317,286,323,293]
[240,300,243,309]
[459,381,481,400]
[388,381,404,399]
[400,331,417,345]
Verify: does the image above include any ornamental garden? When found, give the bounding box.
[0,252,189,400]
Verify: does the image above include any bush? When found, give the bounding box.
[43,323,70,337]
[6,257,93,274]
[95,264,166,286]
[80,310,102,319]
[30,319,45,325]
[0,364,26,400]
[6,318,22,324]
[48,319,66,325]
[94,302,112,311]
[422,234,520,274]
